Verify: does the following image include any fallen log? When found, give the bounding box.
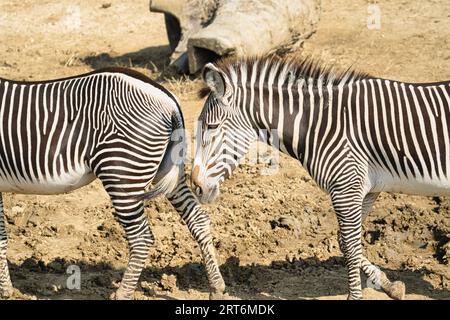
[150,0,321,74]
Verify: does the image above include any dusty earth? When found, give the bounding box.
[0,0,449,300]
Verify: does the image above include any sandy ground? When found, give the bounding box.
[0,0,449,300]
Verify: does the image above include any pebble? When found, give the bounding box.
[11,205,25,215]
[303,206,314,214]
[160,274,177,291]
[276,215,300,231]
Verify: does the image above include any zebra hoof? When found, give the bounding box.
[346,294,363,300]
[209,291,225,300]
[111,287,134,300]
[385,281,406,300]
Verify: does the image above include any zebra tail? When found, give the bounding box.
[132,111,185,202]
[133,164,182,202]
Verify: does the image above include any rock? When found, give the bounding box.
[151,0,321,73]
[11,205,25,215]
[41,227,56,237]
[304,206,314,214]
[439,239,450,264]
[12,207,34,228]
[159,274,177,291]
[187,0,321,73]
[275,239,288,248]
[271,215,301,232]
[150,0,218,72]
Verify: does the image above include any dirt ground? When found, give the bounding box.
[0,0,449,300]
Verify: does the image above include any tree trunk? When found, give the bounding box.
[150,0,321,74]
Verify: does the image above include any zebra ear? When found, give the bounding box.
[202,63,226,98]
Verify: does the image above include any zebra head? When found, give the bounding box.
[192,62,257,203]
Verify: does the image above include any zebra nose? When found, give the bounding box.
[191,165,204,197]
[194,184,203,197]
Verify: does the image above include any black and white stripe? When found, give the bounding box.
[0,68,225,299]
[192,56,450,300]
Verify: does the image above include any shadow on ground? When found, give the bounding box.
[81,45,191,81]
[8,255,450,300]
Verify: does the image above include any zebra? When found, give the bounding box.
[0,68,225,300]
[191,56,450,300]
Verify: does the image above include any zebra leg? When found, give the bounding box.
[361,192,380,222]
[331,192,364,300]
[167,176,225,299]
[110,197,154,300]
[0,193,13,298]
[337,233,405,300]
[359,192,405,300]
[336,192,405,300]
[360,256,405,300]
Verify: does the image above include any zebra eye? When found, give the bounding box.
[206,123,220,130]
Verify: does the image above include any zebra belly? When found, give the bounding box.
[370,172,450,196]
[0,166,96,195]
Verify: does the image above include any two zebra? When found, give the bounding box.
[0,55,448,300]
[192,56,450,300]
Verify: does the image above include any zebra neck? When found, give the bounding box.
[244,83,345,176]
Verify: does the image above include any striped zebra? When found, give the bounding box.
[191,56,450,300]
[0,68,225,300]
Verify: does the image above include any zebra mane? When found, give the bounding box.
[198,55,372,98]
